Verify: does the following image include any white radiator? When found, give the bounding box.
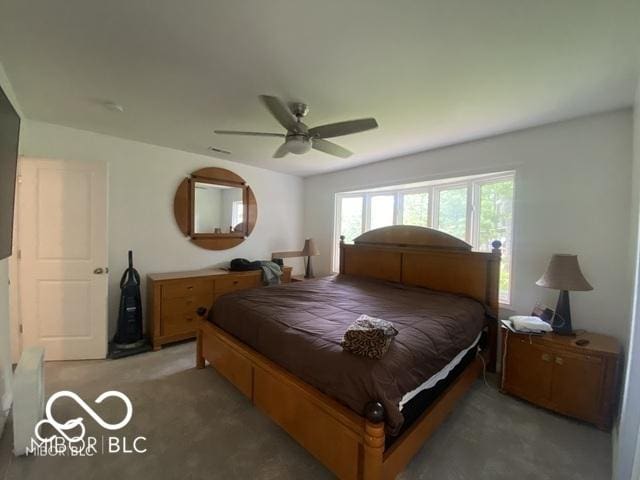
[12,346,45,456]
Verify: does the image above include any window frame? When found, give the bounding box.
[333,170,515,305]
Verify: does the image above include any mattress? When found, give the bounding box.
[208,274,487,435]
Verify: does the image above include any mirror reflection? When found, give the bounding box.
[193,182,245,234]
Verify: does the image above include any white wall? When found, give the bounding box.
[304,110,633,343]
[616,80,640,480]
[18,120,305,337]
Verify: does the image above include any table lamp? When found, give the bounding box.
[272,238,320,279]
[301,238,320,279]
[536,254,593,336]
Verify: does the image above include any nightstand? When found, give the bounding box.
[500,328,621,430]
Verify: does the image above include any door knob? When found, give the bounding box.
[94,267,108,274]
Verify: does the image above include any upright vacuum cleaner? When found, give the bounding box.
[109,251,151,359]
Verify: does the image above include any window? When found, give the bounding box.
[232,200,244,227]
[339,196,364,243]
[370,194,395,230]
[334,171,515,303]
[476,178,514,301]
[434,186,468,241]
[402,192,429,227]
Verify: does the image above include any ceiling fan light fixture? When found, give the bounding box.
[286,134,312,155]
[214,95,378,159]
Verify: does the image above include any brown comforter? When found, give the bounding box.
[209,274,486,434]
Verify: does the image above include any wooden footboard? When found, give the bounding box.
[197,319,484,480]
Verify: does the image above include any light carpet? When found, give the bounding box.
[0,342,611,479]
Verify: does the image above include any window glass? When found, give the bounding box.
[339,196,363,243]
[370,195,395,230]
[437,187,467,240]
[232,200,244,227]
[402,192,429,227]
[334,173,514,303]
[478,179,514,302]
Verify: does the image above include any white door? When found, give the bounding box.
[18,157,108,360]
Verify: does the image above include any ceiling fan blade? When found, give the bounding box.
[309,118,378,139]
[273,143,289,158]
[259,95,299,131]
[214,130,285,138]
[312,138,352,158]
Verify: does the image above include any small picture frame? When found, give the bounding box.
[532,303,555,325]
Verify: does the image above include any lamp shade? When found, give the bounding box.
[536,254,593,291]
[301,238,320,257]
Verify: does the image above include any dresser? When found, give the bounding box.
[501,328,621,430]
[147,266,292,350]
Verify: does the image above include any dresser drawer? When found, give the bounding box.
[162,312,198,336]
[162,279,213,300]
[162,294,212,318]
[215,274,261,293]
[148,267,291,350]
[161,294,212,336]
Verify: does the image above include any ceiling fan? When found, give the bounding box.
[214,95,378,159]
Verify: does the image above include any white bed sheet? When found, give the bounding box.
[399,332,482,411]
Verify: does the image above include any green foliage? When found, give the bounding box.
[438,187,467,240]
[477,180,514,302]
[402,192,429,227]
[340,197,363,243]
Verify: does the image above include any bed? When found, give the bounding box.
[196,225,501,480]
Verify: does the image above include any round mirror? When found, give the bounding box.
[173,167,257,250]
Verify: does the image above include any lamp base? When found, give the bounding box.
[304,256,315,279]
[552,290,575,336]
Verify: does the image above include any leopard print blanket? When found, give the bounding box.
[341,315,398,359]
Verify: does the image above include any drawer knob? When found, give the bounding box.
[555,357,564,365]
[541,353,551,362]
[187,286,194,290]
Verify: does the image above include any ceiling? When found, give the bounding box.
[0,1,638,177]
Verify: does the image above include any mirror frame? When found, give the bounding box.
[174,167,257,251]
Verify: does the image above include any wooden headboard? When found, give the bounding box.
[339,225,501,371]
[339,225,502,317]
